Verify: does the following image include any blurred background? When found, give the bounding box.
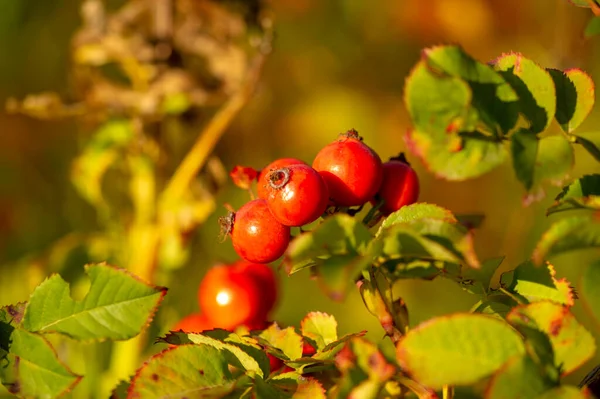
[1,0,600,396]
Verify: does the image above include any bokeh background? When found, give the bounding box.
[1,0,600,396]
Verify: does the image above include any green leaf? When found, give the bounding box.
[493,52,556,133]
[533,216,600,265]
[396,314,525,389]
[314,253,375,302]
[377,203,457,236]
[376,225,463,266]
[485,355,556,399]
[536,386,590,399]
[511,128,539,191]
[284,214,372,275]
[586,17,600,38]
[422,45,519,134]
[267,375,327,399]
[160,329,271,378]
[127,344,239,398]
[533,135,574,188]
[547,174,600,215]
[0,328,81,398]
[507,301,596,375]
[300,312,338,351]
[461,256,505,295]
[332,338,396,398]
[505,261,575,306]
[471,295,516,319]
[406,129,507,181]
[405,56,507,181]
[573,132,600,162]
[259,324,303,361]
[22,263,167,340]
[549,68,595,133]
[185,333,264,378]
[581,260,600,332]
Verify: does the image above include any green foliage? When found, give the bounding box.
[22,263,166,340]
[507,301,596,375]
[0,264,165,398]
[547,174,600,215]
[397,314,525,388]
[404,44,595,196]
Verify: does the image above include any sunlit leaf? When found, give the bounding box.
[396,314,525,389]
[377,203,457,236]
[548,68,595,133]
[533,216,600,265]
[22,263,167,340]
[507,301,596,375]
[259,324,303,361]
[127,344,239,398]
[0,328,81,398]
[493,52,556,133]
[405,55,507,181]
[505,261,575,306]
[422,45,519,134]
[547,174,600,215]
[300,312,338,351]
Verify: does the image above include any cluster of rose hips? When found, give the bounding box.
[222,129,420,264]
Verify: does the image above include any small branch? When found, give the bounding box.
[159,29,272,209]
[397,375,439,399]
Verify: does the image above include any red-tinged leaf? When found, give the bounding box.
[548,68,595,133]
[396,314,525,389]
[259,323,303,361]
[300,312,338,351]
[127,344,239,399]
[230,165,259,190]
[507,301,596,375]
[505,261,575,306]
[492,52,556,133]
[22,263,167,341]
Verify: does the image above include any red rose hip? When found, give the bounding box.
[198,264,264,329]
[312,129,383,207]
[257,158,307,199]
[377,159,419,215]
[232,260,278,315]
[224,199,290,264]
[264,164,329,227]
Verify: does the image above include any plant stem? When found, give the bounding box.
[397,375,438,399]
[442,385,454,399]
[159,33,271,209]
